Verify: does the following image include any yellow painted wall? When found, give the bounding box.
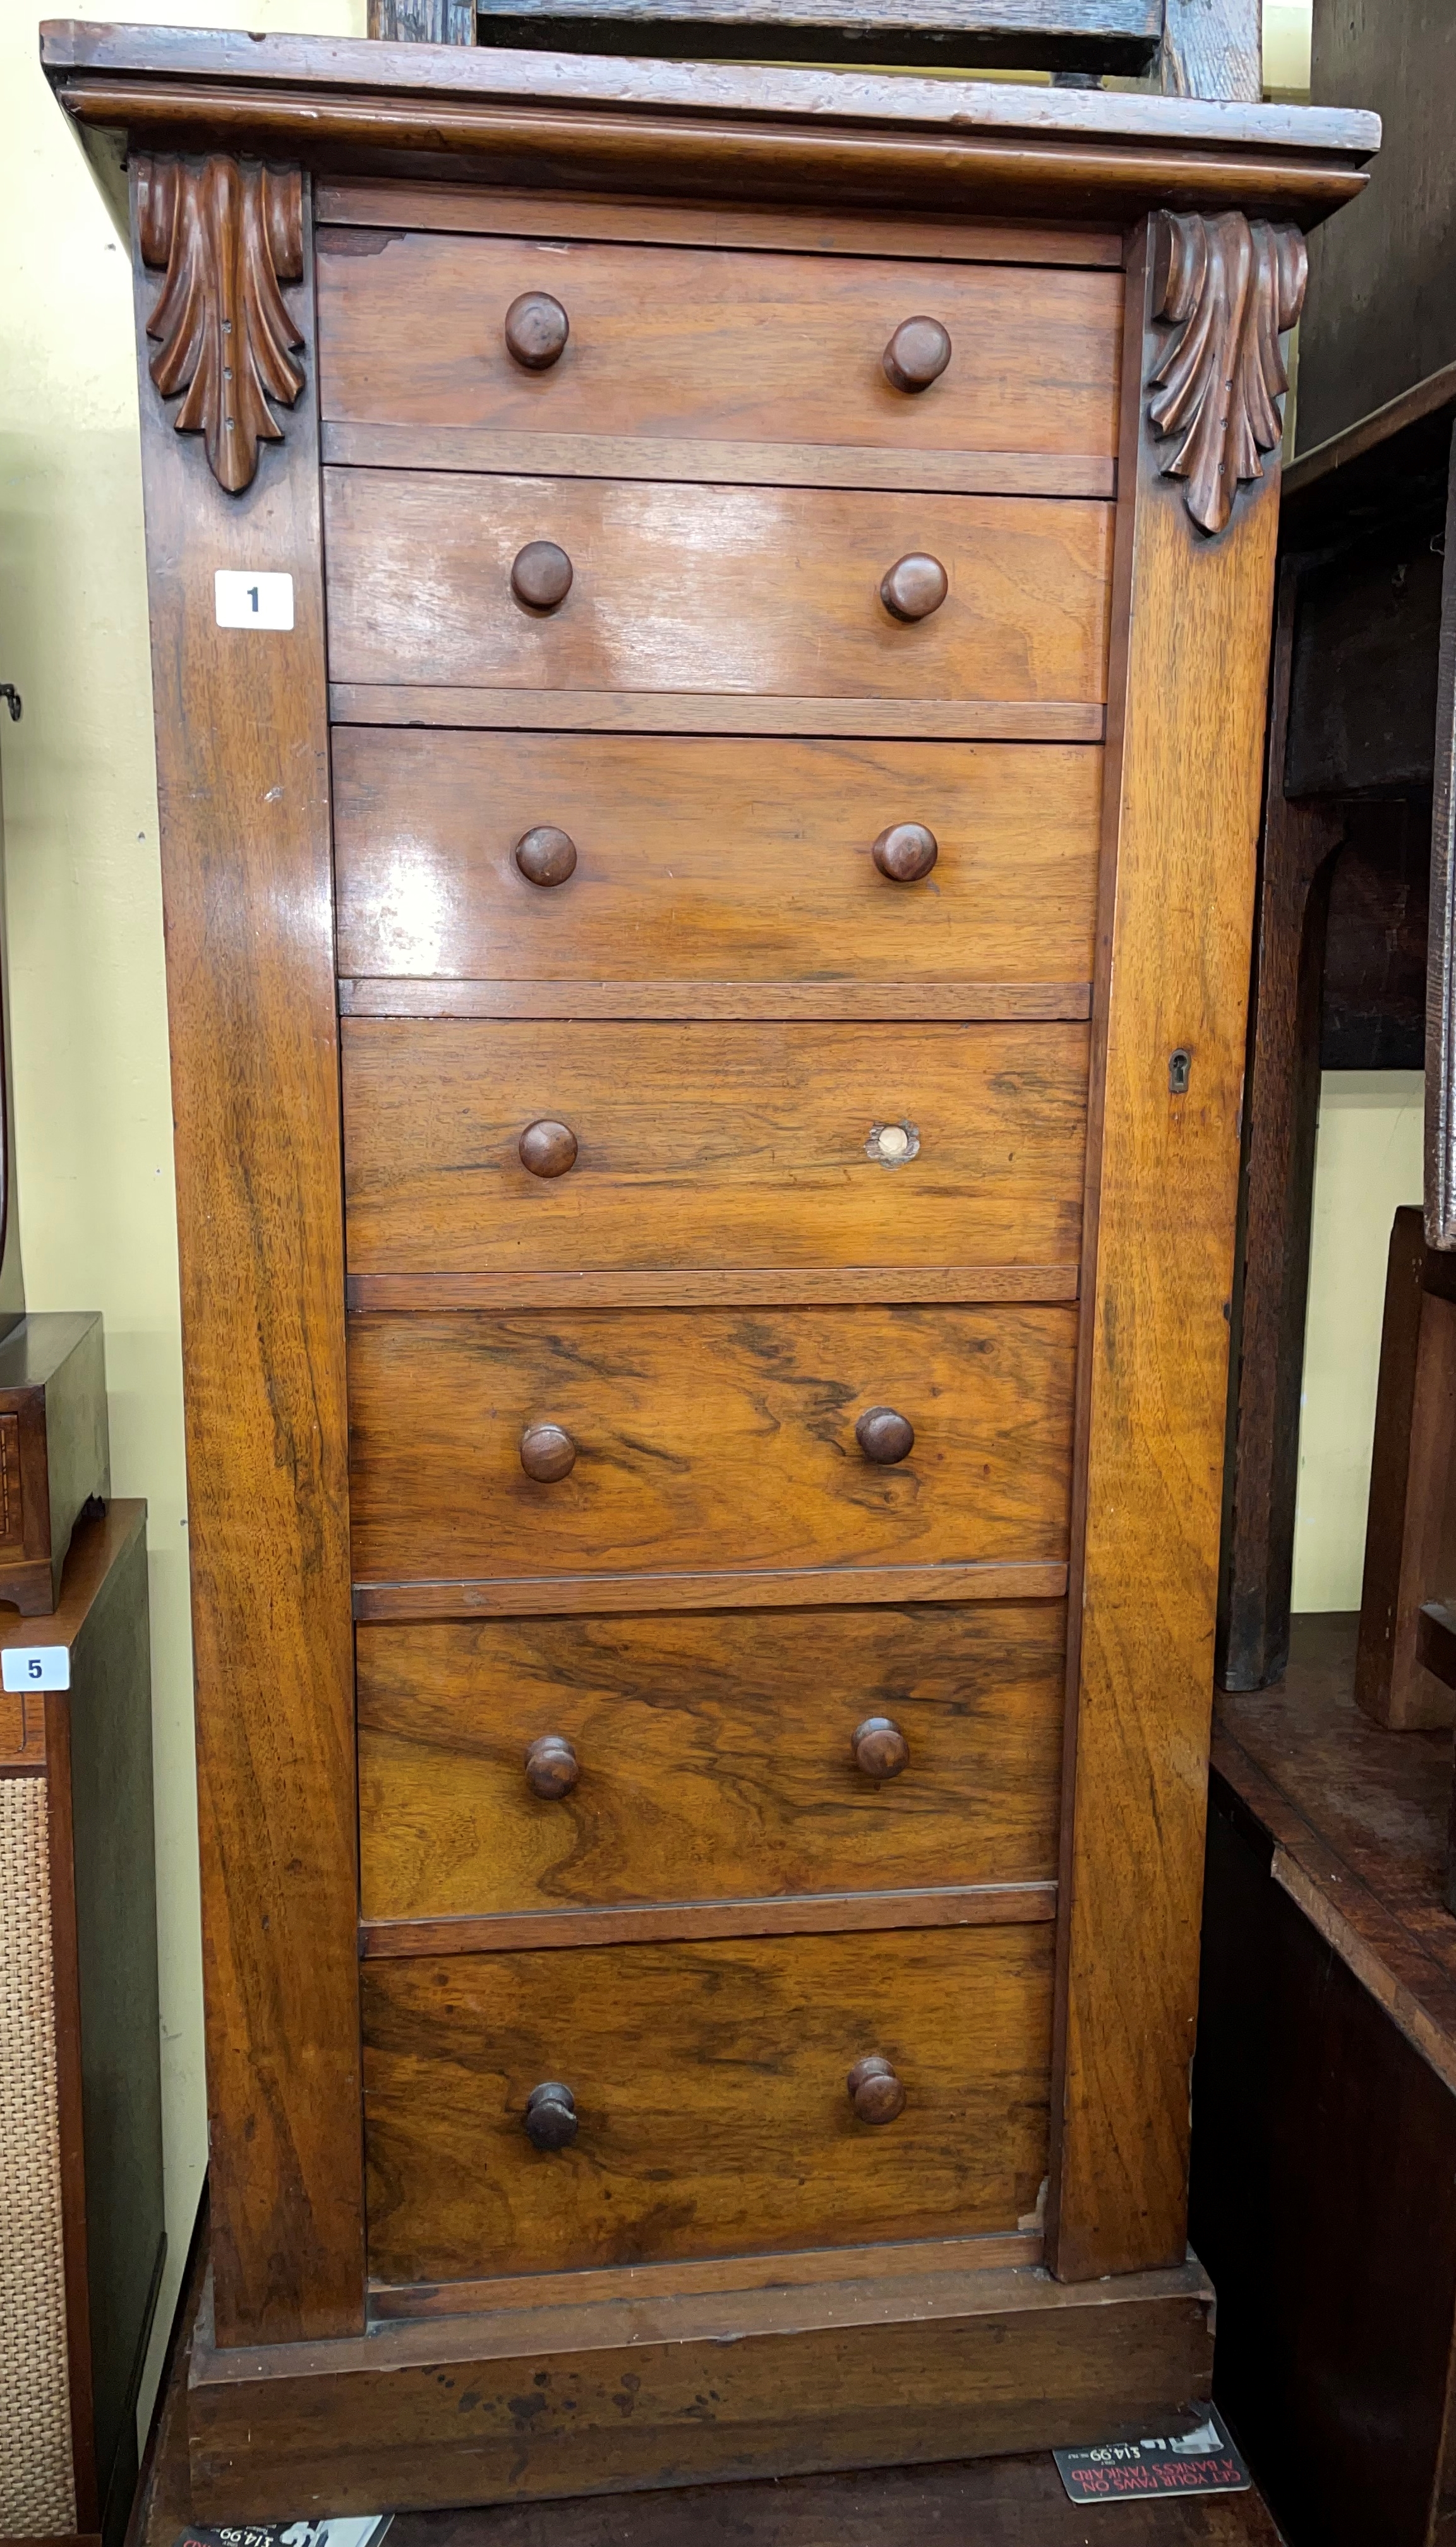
[1291,1075,1427,1612]
[1263,0,1312,93]
[0,0,1375,2452]
[0,0,365,2432]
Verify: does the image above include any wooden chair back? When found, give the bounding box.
[370,0,1263,100]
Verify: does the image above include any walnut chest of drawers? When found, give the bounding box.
[43,20,1378,2517]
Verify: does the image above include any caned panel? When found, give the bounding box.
[0,1775,76,2533]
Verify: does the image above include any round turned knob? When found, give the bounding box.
[519,1119,579,1179]
[855,1407,915,1465]
[520,1421,577,1483]
[525,1733,580,1799]
[505,289,570,372]
[853,1716,910,1781]
[872,822,939,883]
[524,2081,578,2150]
[882,316,953,395]
[881,553,949,622]
[514,825,577,888]
[848,2055,906,2126]
[512,540,574,612]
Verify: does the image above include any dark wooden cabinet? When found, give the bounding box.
[42,20,1376,2517]
[0,1504,162,2547]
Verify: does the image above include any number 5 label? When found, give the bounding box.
[2,1646,70,1691]
[215,570,294,630]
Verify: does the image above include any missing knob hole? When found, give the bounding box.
[867,1120,920,1166]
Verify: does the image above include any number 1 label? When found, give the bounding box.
[215,570,294,630]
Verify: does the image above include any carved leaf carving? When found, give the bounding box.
[137,155,305,495]
[1146,210,1308,537]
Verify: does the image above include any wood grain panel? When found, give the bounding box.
[347,1268,1079,1310]
[129,170,364,2343]
[316,229,1121,459]
[353,1557,1067,1620]
[357,1602,1066,1920]
[339,985,1093,1024]
[313,177,1127,267]
[360,1882,1057,1955]
[363,1923,1053,2281]
[1046,219,1284,2282]
[341,1020,1088,1275]
[322,471,1113,704]
[366,2227,1045,2321]
[329,684,1105,740]
[331,731,1102,993]
[347,1304,1076,1586]
[322,420,1115,500]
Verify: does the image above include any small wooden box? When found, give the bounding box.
[0,1314,110,1619]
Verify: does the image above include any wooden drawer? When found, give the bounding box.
[323,469,1112,709]
[363,1923,1054,2282]
[317,229,1121,490]
[341,1020,1088,1279]
[358,1602,1065,1924]
[332,732,1102,1007]
[347,1304,1076,1590]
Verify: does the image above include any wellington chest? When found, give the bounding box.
[42,20,1378,2516]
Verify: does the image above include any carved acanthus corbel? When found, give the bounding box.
[1146,209,1308,537]
[137,155,305,495]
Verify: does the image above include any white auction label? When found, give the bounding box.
[3,1646,71,1692]
[215,570,295,630]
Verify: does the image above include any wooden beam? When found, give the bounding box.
[1216,568,1342,1694]
[370,0,476,40]
[129,161,364,2344]
[186,2256,1215,2515]
[1049,207,1291,2277]
[466,0,1161,75]
[1160,0,1262,102]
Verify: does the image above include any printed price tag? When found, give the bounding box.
[2,1646,71,1692]
[1054,2406,1249,2504]
[215,570,295,630]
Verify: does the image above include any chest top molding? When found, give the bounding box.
[43,21,1377,233]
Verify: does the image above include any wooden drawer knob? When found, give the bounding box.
[881,554,948,622]
[853,1716,910,1781]
[882,316,952,394]
[514,825,577,888]
[848,2054,906,2126]
[524,2081,579,2149]
[872,822,938,882]
[505,289,570,371]
[520,1421,577,1482]
[855,1407,914,1465]
[519,1119,579,1179]
[525,1734,580,1799]
[512,540,574,612]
